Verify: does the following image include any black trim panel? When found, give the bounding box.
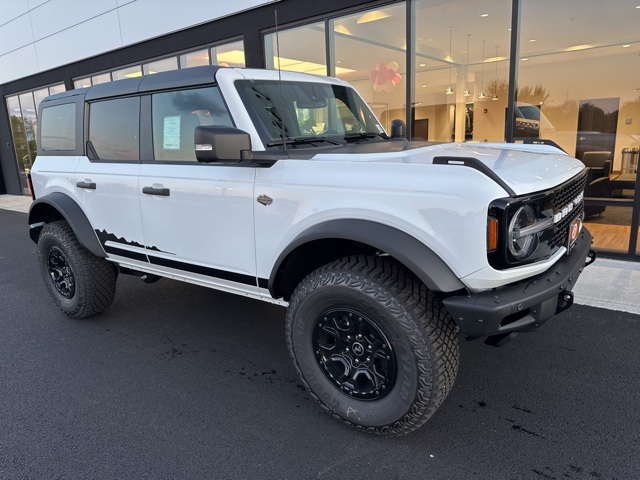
[28,192,105,257]
[433,156,516,196]
[269,219,465,297]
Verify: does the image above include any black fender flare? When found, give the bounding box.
[269,219,465,297]
[28,192,106,257]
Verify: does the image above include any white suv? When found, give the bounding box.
[28,66,594,436]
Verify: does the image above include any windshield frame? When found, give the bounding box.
[235,79,387,149]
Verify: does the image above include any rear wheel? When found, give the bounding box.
[286,255,459,436]
[38,221,117,318]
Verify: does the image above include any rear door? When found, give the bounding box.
[76,96,146,266]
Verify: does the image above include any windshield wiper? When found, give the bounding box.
[266,136,343,147]
[343,132,389,141]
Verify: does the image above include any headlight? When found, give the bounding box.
[508,205,539,259]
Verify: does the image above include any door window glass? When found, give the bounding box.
[151,87,233,161]
[89,97,140,161]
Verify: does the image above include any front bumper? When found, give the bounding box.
[443,227,594,339]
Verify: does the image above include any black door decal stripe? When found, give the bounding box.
[148,255,264,287]
[104,245,149,262]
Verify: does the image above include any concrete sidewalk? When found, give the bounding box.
[2,194,638,315]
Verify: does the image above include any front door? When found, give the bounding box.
[137,86,260,297]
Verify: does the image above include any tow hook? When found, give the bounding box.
[585,250,596,267]
[555,291,574,315]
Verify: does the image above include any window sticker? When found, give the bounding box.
[163,115,181,150]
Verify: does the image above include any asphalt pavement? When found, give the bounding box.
[1,200,639,479]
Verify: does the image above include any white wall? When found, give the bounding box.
[0,0,277,85]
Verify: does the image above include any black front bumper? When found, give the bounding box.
[443,228,595,339]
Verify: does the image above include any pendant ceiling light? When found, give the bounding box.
[478,40,487,99]
[463,34,471,97]
[492,45,499,101]
[446,27,454,95]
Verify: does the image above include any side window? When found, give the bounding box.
[40,103,76,151]
[88,97,140,161]
[151,86,233,162]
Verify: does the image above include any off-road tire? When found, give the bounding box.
[37,220,117,318]
[286,255,459,436]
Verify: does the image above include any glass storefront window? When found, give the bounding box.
[74,78,92,89]
[48,84,66,95]
[6,95,30,192]
[180,49,210,68]
[112,65,142,81]
[265,24,326,75]
[413,0,511,142]
[18,92,37,164]
[33,88,49,112]
[91,73,111,85]
[212,39,245,67]
[520,0,640,255]
[331,4,406,132]
[143,57,178,75]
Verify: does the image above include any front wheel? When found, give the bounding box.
[37,220,117,318]
[286,255,459,436]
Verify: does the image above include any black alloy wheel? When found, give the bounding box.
[313,307,396,400]
[47,246,76,299]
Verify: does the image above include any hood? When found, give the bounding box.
[307,141,584,197]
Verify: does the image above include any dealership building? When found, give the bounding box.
[1,0,638,258]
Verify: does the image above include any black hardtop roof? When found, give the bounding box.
[41,65,222,105]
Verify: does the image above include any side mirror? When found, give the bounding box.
[390,119,406,139]
[195,125,252,163]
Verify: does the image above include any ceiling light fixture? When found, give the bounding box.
[492,45,499,101]
[463,34,471,97]
[446,26,454,95]
[481,13,489,17]
[479,40,487,99]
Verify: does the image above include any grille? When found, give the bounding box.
[549,172,587,249]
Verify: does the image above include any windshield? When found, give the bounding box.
[236,80,387,147]
[515,105,541,121]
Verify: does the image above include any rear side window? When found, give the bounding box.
[40,103,76,151]
[151,86,232,162]
[89,97,140,161]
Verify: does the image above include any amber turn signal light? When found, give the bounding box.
[487,217,498,252]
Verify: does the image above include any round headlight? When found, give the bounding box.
[508,205,539,259]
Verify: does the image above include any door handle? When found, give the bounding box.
[76,181,96,189]
[142,186,170,196]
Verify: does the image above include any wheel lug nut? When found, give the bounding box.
[367,345,372,351]
[354,359,359,363]
[347,336,351,341]
[345,348,350,352]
